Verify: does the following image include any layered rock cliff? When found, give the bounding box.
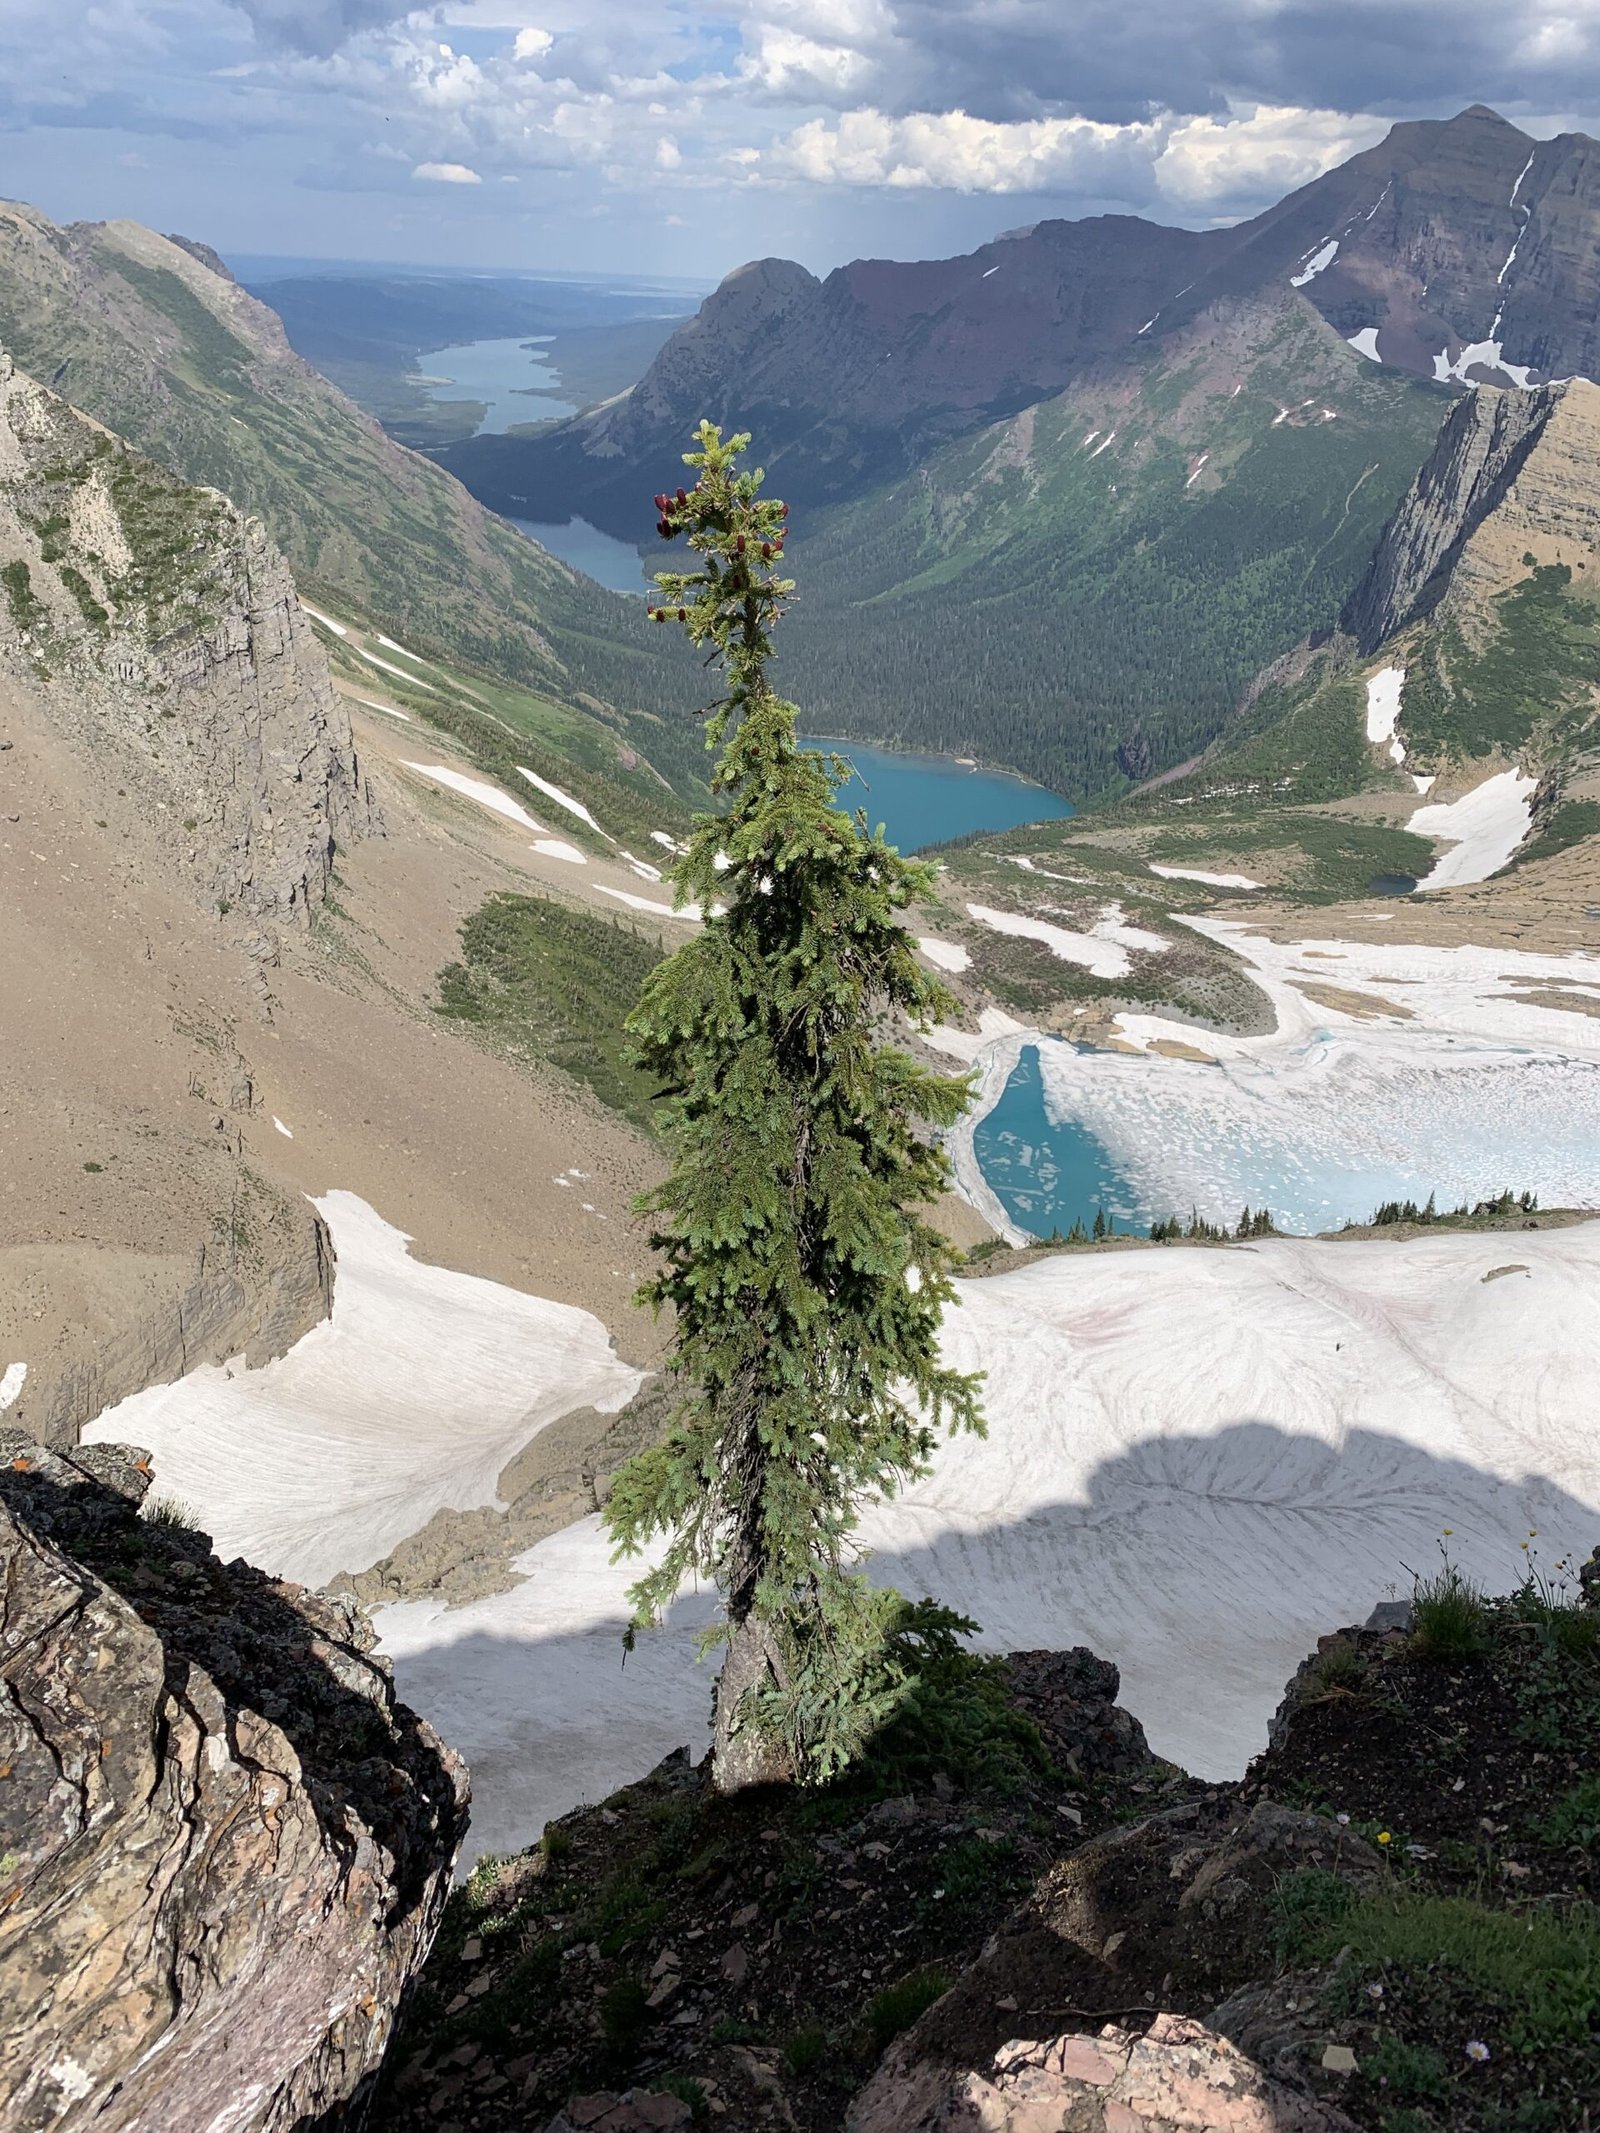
[1342,382,1563,651]
[0,1433,468,2131]
[0,343,374,923]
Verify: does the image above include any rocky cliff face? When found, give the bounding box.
[0,345,374,923]
[1341,383,1558,651]
[0,1433,469,2132]
[1343,376,1600,654]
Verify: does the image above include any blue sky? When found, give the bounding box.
[4,2,1599,280]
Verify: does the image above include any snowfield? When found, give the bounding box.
[84,1193,640,1587]
[379,1219,1600,1867]
[1411,770,1536,890]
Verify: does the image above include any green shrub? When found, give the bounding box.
[782,2021,829,2074]
[1305,1640,1368,1696]
[144,1496,200,1529]
[1271,1867,1356,1963]
[1410,1560,1490,1659]
[598,1976,650,2052]
[864,1968,952,2051]
[1541,1774,1600,1852]
[1364,2033,1447,2101]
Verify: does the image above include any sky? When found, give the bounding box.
[3,2,1600,281]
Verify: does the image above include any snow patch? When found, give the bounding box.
[518,768,604,836]
[594,885,700,920]
[1184,452,1210,489]
[981,264,1001,278]
[405,763,545,832]
[357,646,437,692]
[298,600,347,638]
[344,690,411,722]
[83,1192,640,1588]
[0,1361,26,1412]
[1411,770,1536,890]
[1412,773,1437,795]
[1289,239,1339,287]
[272,1117,293,1139]
[1510,150,1535,211]
[917,936,971,973]
[1149,863,1264,891]
[1434,341,1536,390]
[532,839,587,865]
[1347,327,1383,362]
[966,901,1167,980]
[1088,430,1116,459]
[649,831,683,853]
[1364,666,1406,766]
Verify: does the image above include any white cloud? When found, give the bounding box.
[1155,103,1388,209]
[768,105,1162,193]
[413,157,482,180]
[512,25,552,61]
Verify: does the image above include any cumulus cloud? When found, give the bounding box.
[1156,103,1389,210]
[413,157,481,180]
[770,106,1163,194]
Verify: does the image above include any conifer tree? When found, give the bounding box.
[604,423,985,1793]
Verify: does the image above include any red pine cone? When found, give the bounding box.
[676,487,687,504]
[677,606,688,621]
[658,520,673,538]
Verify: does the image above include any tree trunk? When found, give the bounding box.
[711,1612,794,1793]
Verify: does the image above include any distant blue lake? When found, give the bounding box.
[803,737,1074,854]
[510,516,653,595]
[416,337,577,434]
[975,1045,1150,1239]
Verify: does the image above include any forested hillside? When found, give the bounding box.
[775,296,1447,800]
[0,202,708,795]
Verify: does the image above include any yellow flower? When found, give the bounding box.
[1377,1831,1392,1845]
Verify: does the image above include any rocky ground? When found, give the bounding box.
[377,1559,1600,2133]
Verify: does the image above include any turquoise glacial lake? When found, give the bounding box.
[974,1045,1149,1240]
[417,337,577,434]
[510,516,654,595]
[803,737,1074,855]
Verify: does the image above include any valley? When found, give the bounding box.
[4,86,1600,2133]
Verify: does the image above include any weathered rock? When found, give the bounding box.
[0,342,376,926]
[1003,1647,1154,1778]
[0,1436,468,2131]
[1343,376,1600,654]
[849,2013,1359,2133]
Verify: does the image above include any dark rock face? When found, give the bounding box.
[0,343,377,926]
[1341,382,1559,651]
[1002,1647,1151,1777]
[482,106,1600,536]
[0,1435,468,2132]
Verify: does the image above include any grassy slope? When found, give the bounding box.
[0,205,708,803]
[774,297,1447,802]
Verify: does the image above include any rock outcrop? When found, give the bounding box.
[1342,381,1562,650]
[0,1434,468,2131]
[0,343,375,923]
[849,2013,1358,2133]
[1343,373,1600,656]
[849,1798,1385,2133]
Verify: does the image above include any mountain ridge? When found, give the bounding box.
[469,105,1600,542]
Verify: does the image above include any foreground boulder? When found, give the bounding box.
[0,1434,468,2131]
[849,2013,1357,2132]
